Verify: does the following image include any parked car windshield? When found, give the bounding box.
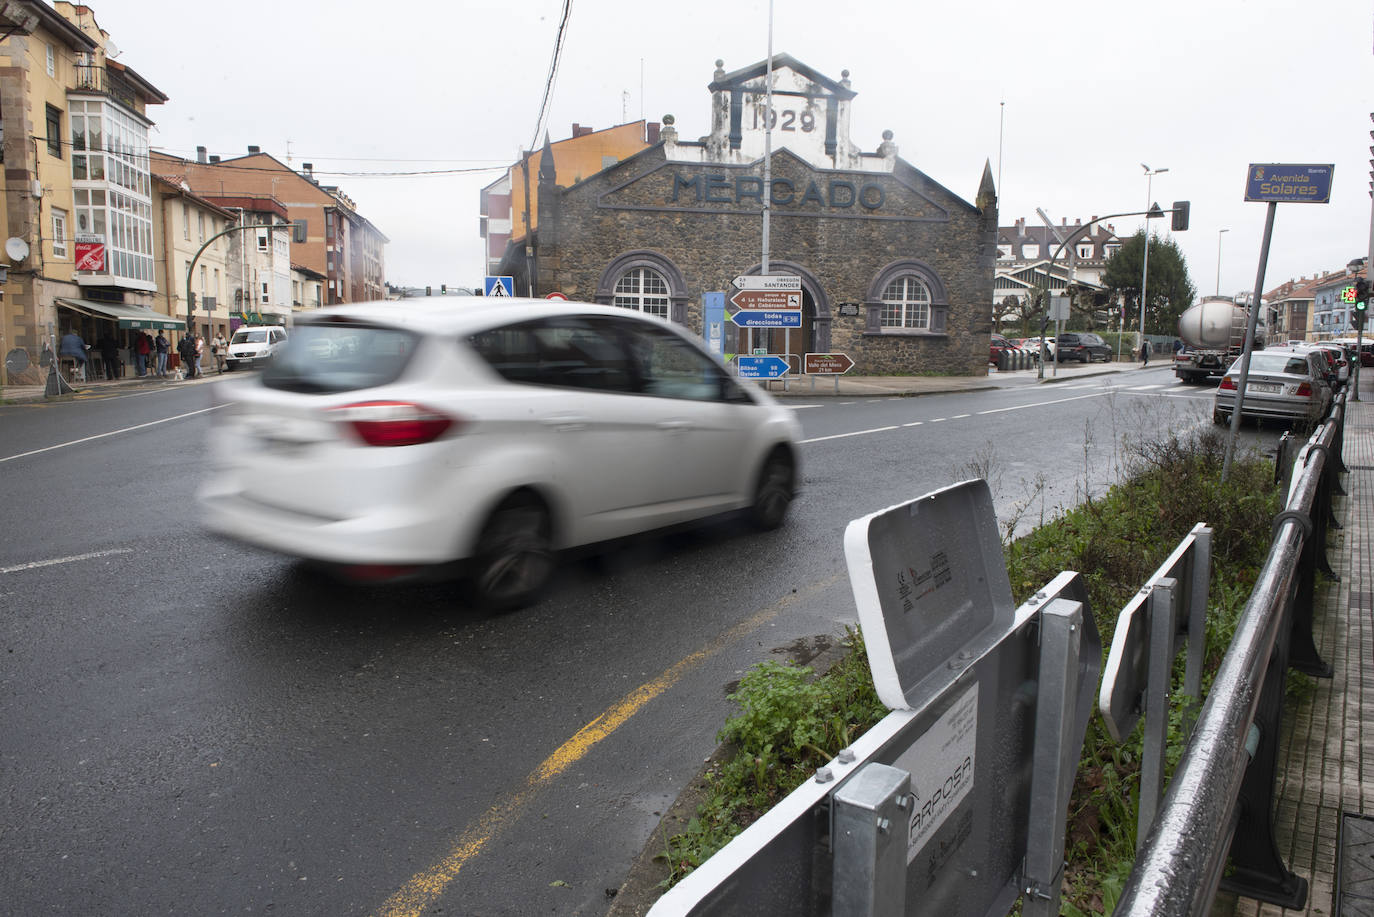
[261,322,419,393]
[231,328,269,344]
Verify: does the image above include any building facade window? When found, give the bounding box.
[182,202,190,240]
[261,281,270,304]
[880,275,931,329]
[46,104,62,158]
[52,208,67,258]
[197,212,205,243]
[257,231,268,252]
[1076,244,1093,259]
[45,43,54,77]
[69,97,154,289]
[612,267,670,319]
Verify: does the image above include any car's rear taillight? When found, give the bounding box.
[328,401,456,446]
[1219,376,1237,390]
[1295,382,1312,397]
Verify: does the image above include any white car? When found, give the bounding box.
[225,325,287,370]
[198,299,803,609]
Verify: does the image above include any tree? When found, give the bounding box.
[1102,230,1197,335]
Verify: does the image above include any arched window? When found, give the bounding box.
[880,275,931,330]
[613,266,670,320]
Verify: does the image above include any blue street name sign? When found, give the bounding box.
[1244,163,1333,204]
[730,310,802,328]
[736,355,790,379]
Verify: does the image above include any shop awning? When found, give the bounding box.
[58,298,186,330]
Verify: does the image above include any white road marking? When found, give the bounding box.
[0,405,223,464]
[1,548,134,575]
[801,425,900,444]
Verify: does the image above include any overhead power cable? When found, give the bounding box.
[527,0,575,152]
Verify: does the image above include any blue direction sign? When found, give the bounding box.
[730,309,802,328]
[1244,163,1333,203]
[736,355,791,379]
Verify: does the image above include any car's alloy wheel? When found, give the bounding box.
[748,450,795,530]
[465,494,554,611]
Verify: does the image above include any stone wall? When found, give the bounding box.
[538,146,995,376]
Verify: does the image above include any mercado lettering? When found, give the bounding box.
[671,172,885,211]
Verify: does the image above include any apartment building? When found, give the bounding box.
[479,121,654,281]
[0,1,174,383]
[151,174,236,343]
[152,148,388,307]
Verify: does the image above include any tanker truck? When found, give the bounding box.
[1173,297,1267,383]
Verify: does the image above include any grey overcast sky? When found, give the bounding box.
[85,0,1374,297]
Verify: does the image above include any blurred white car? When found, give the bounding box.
[198,299,802,609]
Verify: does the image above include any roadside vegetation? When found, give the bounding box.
[658,412,1287,915]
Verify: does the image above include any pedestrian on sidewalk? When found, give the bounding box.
[1140,340,1151,367]
[213,331,228,373]
[97,332,120,380]
[134,332,151,376]
[177,333,196,379]
[194,333,205,377]
[59,327,89,381]
[155,331,169,377]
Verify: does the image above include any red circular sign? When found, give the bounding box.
[545,292,569,301]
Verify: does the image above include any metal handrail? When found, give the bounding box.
[1113,392,1345,915]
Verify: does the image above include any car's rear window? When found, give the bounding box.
[1244,353,1312,375]
[261,322,419,393]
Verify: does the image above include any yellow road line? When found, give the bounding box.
[375,573,842,917]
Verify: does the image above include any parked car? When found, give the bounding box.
[1302,342,1350,383]
[990,333,1021,364]
[1212,349,1334,426]
[198,299,803,610]
[1054,332,1112,363]
[224,325,287,370]
[1017,337,1055,361]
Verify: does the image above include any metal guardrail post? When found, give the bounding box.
[832,763,911,917]
[1183,529,1212,710]
[1022,598,1085,917]
[1113,406,1336,916]
[1138,578,1178,850]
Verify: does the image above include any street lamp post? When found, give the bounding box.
[1139,163,1168,342]
[1216,228,1229,297]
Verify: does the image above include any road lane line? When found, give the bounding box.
[0,548,134,574]
[0,405,223,464]
[801,425,899,444]
[374,575,843,917]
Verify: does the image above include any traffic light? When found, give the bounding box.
[1171,200,1190,232]
[1357,278,1370,312]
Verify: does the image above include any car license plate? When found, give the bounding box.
[1251,382,1281,394]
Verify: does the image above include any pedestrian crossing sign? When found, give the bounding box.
[484,276,515,297]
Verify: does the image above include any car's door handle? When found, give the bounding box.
[541,414,589,432]
[658,419,693,433]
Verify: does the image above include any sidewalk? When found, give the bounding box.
[1217,378,1374,917]
[0,365,222,403]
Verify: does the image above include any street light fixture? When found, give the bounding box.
[1139,163,1168,341]
[1216,228,1230,297]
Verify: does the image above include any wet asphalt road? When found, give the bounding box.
[0,370,1272,915]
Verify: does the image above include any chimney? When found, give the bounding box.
[196,145,207,163]
[247,145,260,154]
[209,155,220,163]
[646,122,660,144]
[303,162,313,178]
[571,123,593,138]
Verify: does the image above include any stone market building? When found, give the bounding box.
[495,55,997,376]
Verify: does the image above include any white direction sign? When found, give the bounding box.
[732,274,801,292]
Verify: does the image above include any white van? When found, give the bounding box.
[225,325,287,371]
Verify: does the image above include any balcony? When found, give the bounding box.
[72,64,139,110]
